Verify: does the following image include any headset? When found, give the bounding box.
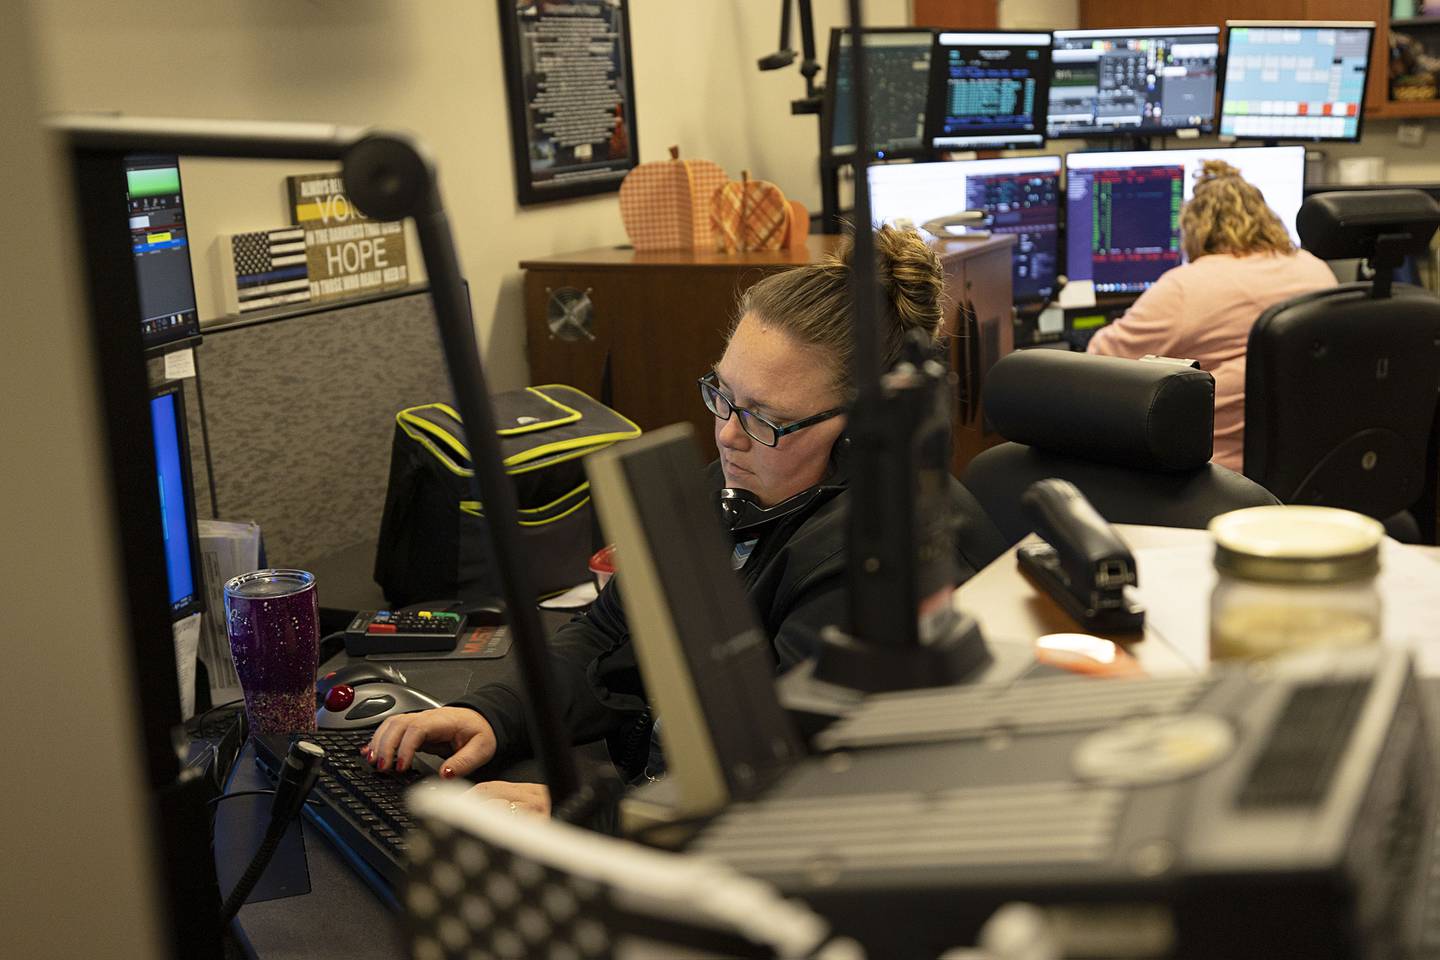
[715,434,850,536]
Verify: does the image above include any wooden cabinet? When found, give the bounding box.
[521,234,1016,476]
[911,1,997,29]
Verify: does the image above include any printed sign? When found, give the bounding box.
[287,173,410,302]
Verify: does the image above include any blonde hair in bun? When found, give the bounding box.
[1180,159,1295,261]
[731,225,945,398]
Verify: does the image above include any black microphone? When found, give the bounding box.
[269,739,325,826]
[220,738,326,924]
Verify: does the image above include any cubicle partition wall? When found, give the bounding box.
[149,288,454,590]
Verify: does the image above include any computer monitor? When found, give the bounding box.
[1219,21,1376,142]
[868,157,1062,302]
[1065,145,1307,294]
[125,153,201,352]
[929,31,1051,151]
[150,383,205,622]
[1048,26,1221,138]
[824,28,935,159]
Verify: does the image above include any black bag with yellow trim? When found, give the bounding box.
[373,385,641,606]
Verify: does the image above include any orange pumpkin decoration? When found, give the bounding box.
[618,146,728,252]
[784,199,810,251]
[710,171,790,253]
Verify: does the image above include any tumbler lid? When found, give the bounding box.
[224,568,315,600]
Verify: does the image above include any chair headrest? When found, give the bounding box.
[985,350,1215,472]
[1297,190,1440,260]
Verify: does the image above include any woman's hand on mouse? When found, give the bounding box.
[362,706,497,779]
[468,781,551,817]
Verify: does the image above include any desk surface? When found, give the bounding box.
[220,528,1440,956]
[957,523,1440,677]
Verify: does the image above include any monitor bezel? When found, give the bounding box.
[927,29,1054,152]
[125,152,203,355]
[1218,20,1377,144]
[1046,25,1222,140]
[149,380,206,623]
[822,25,939,162]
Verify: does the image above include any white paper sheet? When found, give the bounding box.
[163,346,196,380]
[173,612,202,718]
[539,580,600,610]
[1057,278,1096,309]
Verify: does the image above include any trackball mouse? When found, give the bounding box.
[316,681,441,730]
[316,661,407,702]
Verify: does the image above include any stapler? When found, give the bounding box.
[1016,479,1145,632]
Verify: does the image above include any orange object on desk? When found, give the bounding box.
[618,145,728,252]
[1035,633,1145,677]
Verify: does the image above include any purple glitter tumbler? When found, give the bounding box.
[224,569,320,734]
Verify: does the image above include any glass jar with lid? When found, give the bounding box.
[1209,506,1384,661]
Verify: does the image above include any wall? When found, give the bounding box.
[4,0,167,955]
[1000,0,1078,29]
[29,0,907,393]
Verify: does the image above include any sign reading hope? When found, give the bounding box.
[287,172,410,303]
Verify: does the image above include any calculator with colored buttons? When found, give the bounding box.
[343,609,468,655]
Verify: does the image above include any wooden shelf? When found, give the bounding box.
[1392,16,1440,28]
[1370,98,1440,119]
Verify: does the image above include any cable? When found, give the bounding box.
[208,789,275,808]
[188,696,245,737]
[219,739,324,924]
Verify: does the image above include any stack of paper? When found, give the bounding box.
[197,519,263,699]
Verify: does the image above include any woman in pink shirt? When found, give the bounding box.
[1087,160,1337,471]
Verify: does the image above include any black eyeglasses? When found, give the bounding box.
[698,371,845,447]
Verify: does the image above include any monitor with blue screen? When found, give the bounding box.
[868,157,1062,302]
[150,383,204,621]
[1219,21,1375,142]
[930,31,1051,150]
[1064,146,1306,294]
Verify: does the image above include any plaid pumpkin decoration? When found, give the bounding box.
[710,171,789,253]
[618,146,728,252]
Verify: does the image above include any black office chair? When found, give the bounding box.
[963,350,1278,545]
[1244,190,1440,544]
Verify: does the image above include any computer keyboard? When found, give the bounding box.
[253,729,438,906]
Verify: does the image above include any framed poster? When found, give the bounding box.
[498,0,640,205]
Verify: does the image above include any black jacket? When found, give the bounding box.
[452,461,1006,769]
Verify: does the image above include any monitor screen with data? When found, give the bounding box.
[930,31,1051,150]
[869,157,1062,302]
[1220,22,1375,141]
[1048,26,1220,138]
[125,153,201,352]
[826,28,935,158]
[1064,146,1306,294]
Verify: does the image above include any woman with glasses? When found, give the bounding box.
[362,226,1006,813]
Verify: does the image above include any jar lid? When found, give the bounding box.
[225,568,315,600]
[1209,506,1383,583]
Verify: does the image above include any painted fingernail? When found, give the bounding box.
[441,766,453,778]
[396,757,407,772]
[377,757,387,771]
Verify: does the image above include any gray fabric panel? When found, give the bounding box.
[193,293,453,570]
